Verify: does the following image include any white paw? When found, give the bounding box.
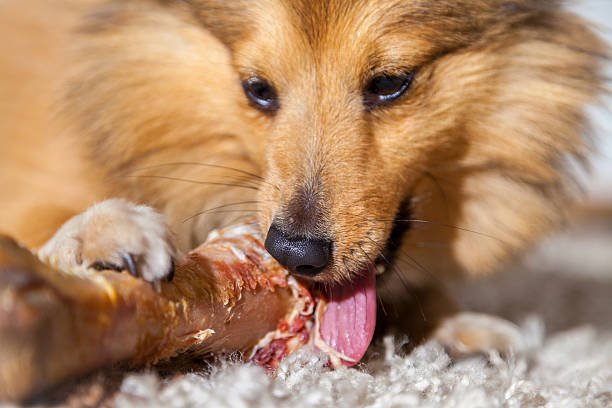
[37,199,177,284]
[432,312,526,358]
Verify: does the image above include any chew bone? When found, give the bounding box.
[0,224,315,402]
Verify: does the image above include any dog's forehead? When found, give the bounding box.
[277,0,535,42]
[230,0,451,76]
[190,0,557,44]
[229,0,549,69]
[190,0,560,80]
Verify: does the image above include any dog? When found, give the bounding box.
[0,0,606,358]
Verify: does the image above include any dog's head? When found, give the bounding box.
[187,0,605,289]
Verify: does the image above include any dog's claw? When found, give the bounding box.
[90,260,123,272]
[90,253,139,279]
[150,279,162,293]
[89,253,174,289]
[121,253,138,277]
[166,259,175,282]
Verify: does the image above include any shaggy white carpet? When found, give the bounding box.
[104,218,612,408]
[114,327,612,408]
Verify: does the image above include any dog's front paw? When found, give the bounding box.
[38,199,177,285]
[432,312,526,359]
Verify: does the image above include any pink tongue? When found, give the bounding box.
[318,266,376,366]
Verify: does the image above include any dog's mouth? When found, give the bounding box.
[374,209,411,276]
[315,207,410,366]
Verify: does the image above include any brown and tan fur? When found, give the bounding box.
[0,0,606,348]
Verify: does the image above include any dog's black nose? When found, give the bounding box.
[264,224,331,277]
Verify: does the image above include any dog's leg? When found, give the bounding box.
[431,311,527,358]
[378,283,525,358]
[37,198,177,285]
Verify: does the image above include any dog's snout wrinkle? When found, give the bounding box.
[284,184,326,236]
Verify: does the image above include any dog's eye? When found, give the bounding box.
[363,72,414,109]
[242,77,279,112]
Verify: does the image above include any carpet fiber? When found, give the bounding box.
[113,327,611,408]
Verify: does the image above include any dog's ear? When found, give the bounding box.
[79,1,253,48]
[469,10,607,180]
[420,9,608,276]
[62,0,256,176]
[182,0,253,47]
